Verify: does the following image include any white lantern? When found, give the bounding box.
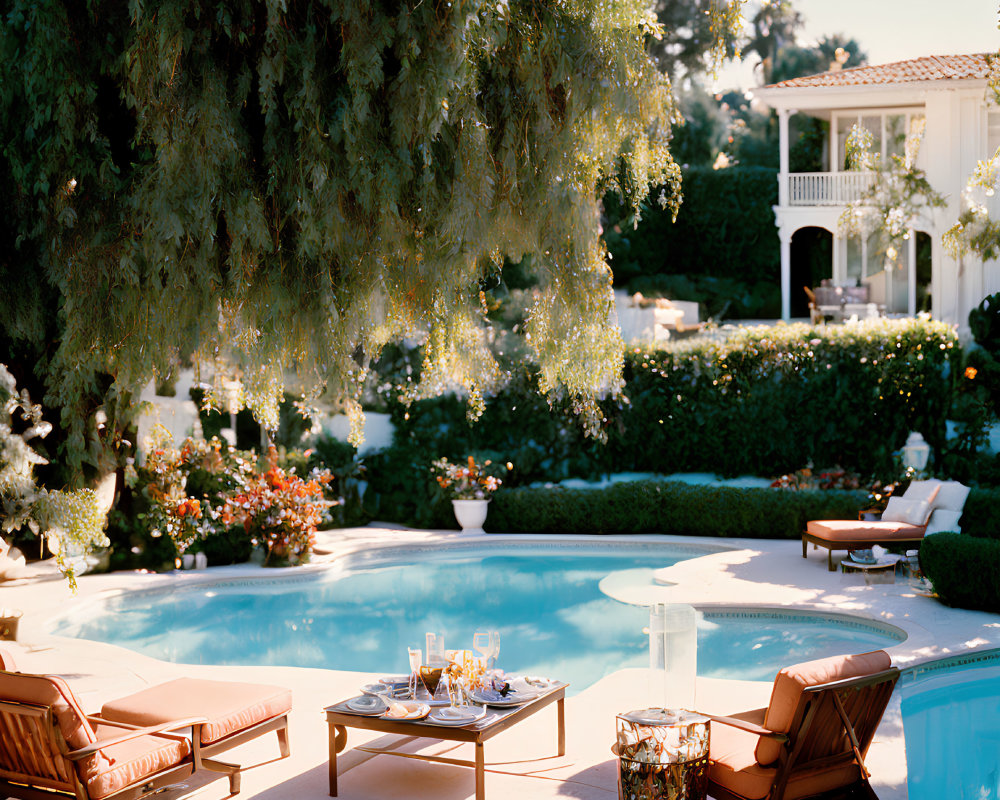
[902,431,930,471]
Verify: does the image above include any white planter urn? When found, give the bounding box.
[452,499,490,534]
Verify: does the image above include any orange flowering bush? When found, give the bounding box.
[137,428,333,564]
[222,453,332,566]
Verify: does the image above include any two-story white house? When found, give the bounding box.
[754,53,998,331]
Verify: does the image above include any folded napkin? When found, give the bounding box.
[871,545,903,565]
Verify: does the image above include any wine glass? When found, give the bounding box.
[408,647,422,698]
[473,631,491,661]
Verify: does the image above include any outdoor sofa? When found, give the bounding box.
[803,479,970,570]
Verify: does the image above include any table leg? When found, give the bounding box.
[329,724,346,796]
[557,697,566,757]
[475,742,485,800]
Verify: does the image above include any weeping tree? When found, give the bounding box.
[1,0,740,478]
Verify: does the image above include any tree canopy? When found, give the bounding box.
[1,0,741,472]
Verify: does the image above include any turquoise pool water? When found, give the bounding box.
[51,546,901,692]
[900,657,1000,800]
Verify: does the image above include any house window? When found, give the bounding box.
[833,109,924,170]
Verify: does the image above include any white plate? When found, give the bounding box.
[345,695,387,715]
[381,700,431,721]
[379,675,411,686]
[468,688,538,707]
[426,705,488,726]
[361,683,393,696]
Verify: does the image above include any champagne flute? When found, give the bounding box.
[488,630,501,671]
[408,647,422,699]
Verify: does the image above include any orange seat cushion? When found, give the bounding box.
[101,677,291,745]
[710,717,862,800]
[86,722,192,800]
[806,519,924,542]
[755,649,891,766]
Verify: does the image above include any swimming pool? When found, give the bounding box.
[50,544,902,692]
[900,653,1000,800]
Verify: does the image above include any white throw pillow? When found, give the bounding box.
[903,479,941,505]
[932,481,970,512]
[881,496,931,526]
[924,509,963,535]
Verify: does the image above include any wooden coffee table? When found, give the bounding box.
[325,683,567,800]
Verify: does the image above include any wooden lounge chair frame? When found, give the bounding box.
[707,666,900,800]
[190,712,290,793]
[0,698,202,800]
[802,526,926,571]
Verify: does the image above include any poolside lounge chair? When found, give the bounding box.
[0,650,291,797]
[802,479,969,571]
[0,668,199,800]
[706,649,899,800]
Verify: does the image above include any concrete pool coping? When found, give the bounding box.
[2,526,999,800]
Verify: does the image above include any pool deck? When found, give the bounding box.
[2,526,999,800]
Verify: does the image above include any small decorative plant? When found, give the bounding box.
[432,456,506,500]
[0,364,108,589]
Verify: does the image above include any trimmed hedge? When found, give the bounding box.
[605,166,780,287]
[485,481,866,538]
[365,318,960,528]
[920,533,1000,612]
[958,488,1000,541]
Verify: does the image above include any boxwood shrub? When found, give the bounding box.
[958,488,1000,540]
[485,481,865,538]
[920,533,1000,612]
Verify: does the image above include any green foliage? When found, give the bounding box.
[1,0,747,476]
[618,318,957,478]
[604,166,781,317]
[486,481,865,536]
[920,533,1000,612]
[955,488,1000,541]
[365,317,959,526]
[0,363,108,587]
[648,0,741,80]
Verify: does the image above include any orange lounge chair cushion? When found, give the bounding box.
[86,722,192,800]
[101,677,291,745]
[710,717,861,799]
[806,519,924,542]
[755,650,891,766]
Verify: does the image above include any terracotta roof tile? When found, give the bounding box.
[766,53,994,89]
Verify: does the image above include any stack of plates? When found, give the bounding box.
[468,687,537,707]
[427,705,488,726]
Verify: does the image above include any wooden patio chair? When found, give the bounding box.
[802,286,824,325]
[705,649,899,800]
[0,669,201,800]
[0,650,292,798]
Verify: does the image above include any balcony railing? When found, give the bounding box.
[787,172,876,206]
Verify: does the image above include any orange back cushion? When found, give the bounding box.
[755,649,892,766]
[0,671,108,781]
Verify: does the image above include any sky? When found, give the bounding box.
[716,0,1000,91]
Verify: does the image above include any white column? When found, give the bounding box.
[907,229,917,315]
[832,233,842,285]
[780,226,793,320]
[778,108,790,207]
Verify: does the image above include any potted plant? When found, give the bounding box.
[432,456,507,534]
